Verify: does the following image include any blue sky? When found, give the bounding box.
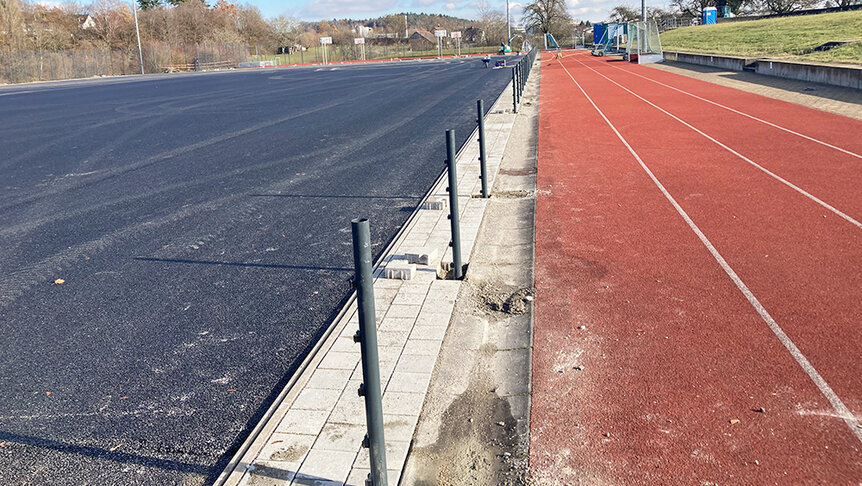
[250,0,670,24]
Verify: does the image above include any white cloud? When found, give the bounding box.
[445,2,457,10]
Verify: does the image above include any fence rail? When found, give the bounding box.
[253,43,501,66]
[0,42,249,84]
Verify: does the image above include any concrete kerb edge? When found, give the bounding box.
[215,72,521,486]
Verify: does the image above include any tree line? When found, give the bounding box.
[0,0,508,54]
[520,0,850,43]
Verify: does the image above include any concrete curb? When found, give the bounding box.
[663,50,862,89]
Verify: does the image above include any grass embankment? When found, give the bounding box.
[660,10,862,64]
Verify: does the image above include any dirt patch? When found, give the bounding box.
[491,190,534,199]
[437,263,469,280]
[499,168,537,176]
[408,347,529,486]
[477,282,534,316]
[270,444,307,462]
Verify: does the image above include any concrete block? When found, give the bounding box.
[385,262,416,280]
[404,247,439,266]
[420,197,447,210]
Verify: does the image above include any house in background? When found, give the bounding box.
[408,29,436,50]
[77,14,95,30]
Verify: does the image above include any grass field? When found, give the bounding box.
[660,10,862,64]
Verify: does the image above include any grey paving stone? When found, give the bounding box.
[276,409,330,436]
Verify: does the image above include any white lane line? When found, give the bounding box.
[557,60,862,443]
[0,90,35,97]
[600,58,862,160]
[572,56,862,230]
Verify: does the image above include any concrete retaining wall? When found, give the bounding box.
[663,51,752,71]
[663,50,862,89]
[752,59,862,89]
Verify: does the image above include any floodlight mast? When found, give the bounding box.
[641,0,646,21]
[506,0,511,45]
[132,0,144,74]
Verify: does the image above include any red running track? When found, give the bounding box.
[532,50,862,484]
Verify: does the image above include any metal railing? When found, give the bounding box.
[0,42,249,84]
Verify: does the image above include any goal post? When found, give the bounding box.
[626,20,663,64]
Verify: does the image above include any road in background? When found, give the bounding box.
[0,58,516,484]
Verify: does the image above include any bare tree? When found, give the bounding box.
[760,0,820,13]
[609,5,639,21]
[475,1,507,45]
[236,5,271,49]
[523,0,572,38]
[89,0,135,48]
[269,15,300,52]
[671,0,715,17]
[1,0,28,50]
[381,13,406,37]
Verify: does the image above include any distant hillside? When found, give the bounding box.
[321,12,477,32]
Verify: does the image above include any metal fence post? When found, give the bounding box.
[477,100,489,199]
[351,218,388,486]
[445,130,464,279]
[517,63,522,98]
[512,67,518,113]
[520,61,525,91]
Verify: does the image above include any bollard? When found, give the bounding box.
[512,67,518,113]
[518,63,523,98]
[477,100,489,199]
[351,219,388,486]
[516,64,522,102]
[445,130,464,279]
[514,63,520,100]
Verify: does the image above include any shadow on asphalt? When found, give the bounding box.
[0,431,210,474]
[133,257,353,273]
[249,193,423,200]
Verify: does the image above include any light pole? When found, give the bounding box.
[132,0,144,74]
[506,0,511,46]
[641,0,646,21]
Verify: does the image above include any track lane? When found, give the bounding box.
[598,56,862,155]
[556,52,862,421]
[532,53,862,484]
[574,54,862,222]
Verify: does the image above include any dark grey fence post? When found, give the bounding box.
[445,130,464,279]
[512,67,518,113]
[351,219,388,486]
[516,63,522,99]
[477,100,489,199]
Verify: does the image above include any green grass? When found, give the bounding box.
[660,10,862,64]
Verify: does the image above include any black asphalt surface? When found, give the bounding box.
[0,57,517,484]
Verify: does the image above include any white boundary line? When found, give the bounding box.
[571,56,862,230]
[557,60,862,443]
[598,57,862,161]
